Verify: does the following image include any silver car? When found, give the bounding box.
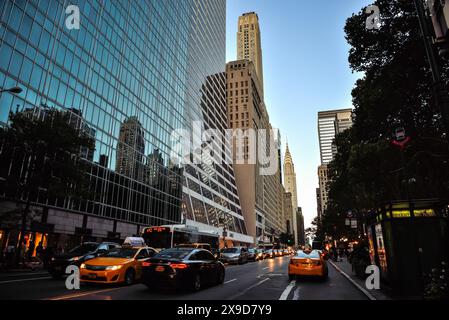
[220,247,248,264]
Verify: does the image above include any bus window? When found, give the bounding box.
[142,228,171,249]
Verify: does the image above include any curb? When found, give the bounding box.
[328,260,377,300]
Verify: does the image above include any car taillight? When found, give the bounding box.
[170,263,188,269]
[142,262,152,267]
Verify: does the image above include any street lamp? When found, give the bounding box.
[0,86,23,94]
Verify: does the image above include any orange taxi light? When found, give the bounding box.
[170,263,188,269]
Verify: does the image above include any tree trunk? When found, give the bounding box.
[14,199,30,267]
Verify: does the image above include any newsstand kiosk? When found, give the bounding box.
[366,199,448,298]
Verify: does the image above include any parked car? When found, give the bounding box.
[48,242,120,279]
[247,248,259,262]
[80,246,158,285]
[141,248,225,291]
[220,247,248,264]
[266,249,275,259]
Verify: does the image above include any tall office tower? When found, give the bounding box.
[283,191,294,235]
[317,109,353,165]
[317,165,329,218]
[316,187,322,221]
[237,12,264,93]
[116,116,145,180]
[226,60,281,243]
[283,143,299,244]
[296,207,305,247]
[316,109,352,218]
[0,0,251,248]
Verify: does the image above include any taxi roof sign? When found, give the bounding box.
[123,237,146,247]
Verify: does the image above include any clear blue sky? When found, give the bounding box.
[226,0,372,228]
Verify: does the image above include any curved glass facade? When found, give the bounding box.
[0,0,248,241]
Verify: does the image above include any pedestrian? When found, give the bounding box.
[36,241,44,263]
[27,239,35,261]
[5,242,16,268]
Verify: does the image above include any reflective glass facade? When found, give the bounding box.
[0,0,248,241]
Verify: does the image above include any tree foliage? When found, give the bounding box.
[0,107,95,223]
[320,0,449,239]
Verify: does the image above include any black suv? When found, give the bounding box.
[48,242,120,278]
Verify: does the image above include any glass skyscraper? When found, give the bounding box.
[0,0,251,249]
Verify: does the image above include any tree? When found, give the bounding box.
[279,232,294,246]
[0,107,95,265]
[321,0,449,238]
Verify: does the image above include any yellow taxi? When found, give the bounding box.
[288,249,328,280]
[80,246,157,285]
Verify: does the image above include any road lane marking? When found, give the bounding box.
[0,276,52,284]
[46,287,125,300]
[328,260,376,300]
[292,287,301,300]
[224,278,237,284]
[228,278,270,300]
[279,280,296,300]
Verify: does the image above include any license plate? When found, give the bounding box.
[88,273,97,279]
[155,266,165,272]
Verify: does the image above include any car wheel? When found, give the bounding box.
[192,273,202,291]
[124,268,135,285]
[217,268,225,285]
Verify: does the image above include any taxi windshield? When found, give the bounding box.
[103,248,138,259]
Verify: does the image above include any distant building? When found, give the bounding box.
[317,109,352,218]
[116,116,145,181]
[226,60,283,243]
[237,12,264,93]
[283,143,299,245]
[316,187,322,221]
[296,207,305,246]
[283,192,294,235]
[317,109,352,165]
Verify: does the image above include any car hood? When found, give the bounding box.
[85,257,132,266]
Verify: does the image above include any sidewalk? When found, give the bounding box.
[0,261,45,273]
[329,257,393,300]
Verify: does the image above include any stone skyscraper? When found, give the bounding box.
[283,143,299,245]
[237,12,264,93]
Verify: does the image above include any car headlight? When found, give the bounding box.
[105,265,122,271]
[80,263,86,269]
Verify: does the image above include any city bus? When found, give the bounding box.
[141,225,220,253]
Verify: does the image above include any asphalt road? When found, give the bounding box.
[0,256,368,300]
